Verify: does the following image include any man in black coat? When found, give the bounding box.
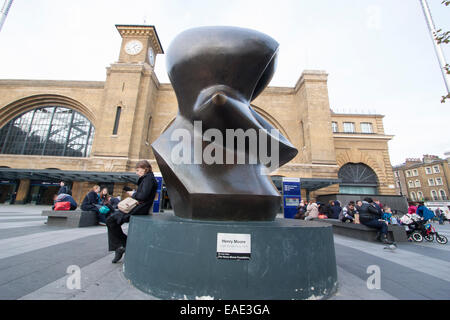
[107,160,158,263]
[359,197,392,244]
[57,181,68,195]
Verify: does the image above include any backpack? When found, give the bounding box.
[54,201,71,211]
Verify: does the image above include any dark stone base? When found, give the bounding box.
[318,219,408,242]
[41,210,98,227]
[123,214,338,300]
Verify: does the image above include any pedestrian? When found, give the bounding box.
[358,197,392,244]
[305,199,319,221]
[57,181,69,195]
[435,207,444,225]
[416,202,435,222]
[107,160,158,263]
[408,202,417,214]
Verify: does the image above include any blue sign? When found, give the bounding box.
[282,178,301,219]
[152,173,163,213]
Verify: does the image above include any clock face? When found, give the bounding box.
[125,40,143,55]
[148,47,155,66]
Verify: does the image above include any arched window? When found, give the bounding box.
[410,192,417,201]
[417,191,424,201]
[0,106,95,157]
[431,190,438,201]
[439,189,447,200]
[338,163,378,195]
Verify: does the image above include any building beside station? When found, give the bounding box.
[0,25,398,210]
[393,154,450,210]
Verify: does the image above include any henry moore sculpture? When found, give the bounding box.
[152,26,298,221]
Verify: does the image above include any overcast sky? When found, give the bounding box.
[0,0,449,166]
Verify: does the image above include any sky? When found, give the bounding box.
[0,0,449,166]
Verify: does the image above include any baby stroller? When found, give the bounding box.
[400,214,426,242]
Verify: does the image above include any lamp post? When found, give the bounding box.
[419,0,450,95]
[0,0,13,33]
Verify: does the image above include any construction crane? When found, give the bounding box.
[419,0,450,95]
[0,0,13,33]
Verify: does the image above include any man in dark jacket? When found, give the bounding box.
[107,160,158,263]
[329,201,342,219]
[359,197,392,244]
[57,182,69,195]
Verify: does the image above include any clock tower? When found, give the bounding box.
[116,24,163,66]
[91,25,163,168]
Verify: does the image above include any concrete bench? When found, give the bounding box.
[316,218,408,243]
[41,210,98,228]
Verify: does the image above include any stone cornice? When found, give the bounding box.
[333,133,394,140]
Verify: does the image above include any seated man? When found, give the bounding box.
[358,197,392,244]
[52,193,77,210]
[339,201,358,223]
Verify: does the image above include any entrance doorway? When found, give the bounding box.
[27,181,61,205]
[0,181,18,203]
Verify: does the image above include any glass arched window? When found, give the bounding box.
[410,192,417,201]
[338,163,378,195]
[439,190,447,200]
[0,106,95,157]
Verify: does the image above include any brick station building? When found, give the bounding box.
[0,25,398,209]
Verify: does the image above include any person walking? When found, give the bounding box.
[107,160,158,264]
[57,181,69,195]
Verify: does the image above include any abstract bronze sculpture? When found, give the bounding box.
[152,26,298,221]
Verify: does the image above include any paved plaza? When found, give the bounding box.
[0,205,449,300]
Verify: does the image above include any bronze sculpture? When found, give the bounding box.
[152,26,298,221]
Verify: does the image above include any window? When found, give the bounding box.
[431,190,438,201]
[415,180,421,187]
[413,169,418,176]
[112,107,122,135]
[433,165,440,173]
[396,181,401,188]
[360,122,373,133]
[410,192,417,201]
[417,191,424,200]
[428,178,435,186]
[425,167,432,174]
[331,122,338,133]
[408,180,414,188]
[436,177,443,185]
[338,163,378,195]
[0,106,95,157]
[439,190,447,200]
[145,116,153,143]
[406,171,411,177]
[343,122,355,133]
